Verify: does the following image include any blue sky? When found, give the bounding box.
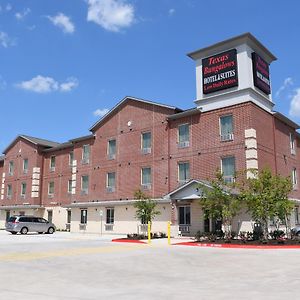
[1,0,300,152]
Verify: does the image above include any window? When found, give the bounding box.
[108,139,116,160]
[295,207,299,225]
[7,184,12,199]
[69,151,74,166]
[290,133,296,155]
[23,159,28,174]
[50,156,56,172]
[48,182,54,197]
[178,124,190,148]
[141,132,152,154]
[220,115,234,141]
[81,175,89,195]
[106,208,114,224]
[8,161,14,175]
[80,209,87,224]
[141,167,151,189]
[179,206,191,225]
[67,210,72,224]
[292,168,298,189]
[82,145,90,164]
[107,172,116,192]
[221,156,235,183]
[178,162,190,183]
[68,180,72,194]
[21,182,26,197]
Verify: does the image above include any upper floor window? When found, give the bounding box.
[69,151,74,166]
[81,175,89,195]
[141,132,152,154]
[221,156,235,183]
[290,133,296,155]
[48,182,54,197]
[178,124,190,148]
[107,172,116,193]
[108,139,116,160]
[7,184,12,199]
[82,145,90,164]
[292,168,298,189]
[178,162,190,184]
[23,159,28,174]
[50,156,56,172]
[220,115,234,142]
[106,207,114,224]
[141,167,151,190]
[21,182,26,198]
[8,161,14,175]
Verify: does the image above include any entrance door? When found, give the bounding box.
[47,210,53,223]
[178,206,191,234]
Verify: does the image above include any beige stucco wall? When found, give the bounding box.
[70,203,172,235]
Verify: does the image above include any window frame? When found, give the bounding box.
[221,156,236,183]
[50,156,56,172]
[178,123,190,148]
[8,161,14,175]
[23,158,28,174]
[290,133,296,155]
[219,114,234,142]
[68,179,72,194]
[141,131,152,154]
[178,161,190,183]
[292,168,298,189]
[80,209,87,224]
[141,167,152,189]
[106,207,114,224]
[178,205,191,225]
[107,139,116,160]
[48,181,54,196]
[82,144,90,164]
[7,184,12,199]
[21,182,26,197]
[81,175,89,195]
[69,151,74,166]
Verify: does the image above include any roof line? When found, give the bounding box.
[89,96,182,132]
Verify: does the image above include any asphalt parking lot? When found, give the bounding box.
[0,230,300,300]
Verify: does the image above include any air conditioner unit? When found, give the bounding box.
[81,190,88,195]
[223,176,235,184]
[178,141,190,148]
[221,133,234,142]
[108,154,116,160]
[20,194,26,199]
[50,167,55,172]
[106,186,115,193]
[142,148,151,154]
[105,224,114,231]
[81,159,89,165]
[48,194,54,198]
[142,184,151,190]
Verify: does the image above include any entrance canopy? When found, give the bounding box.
[164,179,213,201]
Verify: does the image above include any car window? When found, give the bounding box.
[7,217,17,222]
[32,217,39,223]
[37,218,47,223]
[19,217,32,222]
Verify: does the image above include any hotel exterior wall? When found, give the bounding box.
[71,203,171,234]
[1,139,43,206]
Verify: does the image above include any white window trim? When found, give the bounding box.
[50,156,56,171]
[292,168,298,189]
[177,123,190,148]
[8,161,14,175]
[48,182,54,196]
[220,156,236,183]
[178,161,190,183]
[82,145,90,164]
[21,182,26,196]
[106,207,115,224]
[23,158,28,173]
[107,139,116,159]
[219,114,234,142]
[69,151,74,166]
[67,179,72,194]
[141,167,152,189]
[81,175,89,194]
[141,131,152,153]
[290,133,296,155]
[106,172,116,192]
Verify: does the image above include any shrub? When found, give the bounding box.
[270,230,285,240]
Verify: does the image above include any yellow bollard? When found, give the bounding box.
[148,221,151,244]
[167,221,171,245]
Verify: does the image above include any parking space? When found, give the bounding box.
[0,230,300,299]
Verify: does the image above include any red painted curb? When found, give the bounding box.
[173,242,300,249]
[112,239,147,244]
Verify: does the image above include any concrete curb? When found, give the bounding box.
[173,242,300,249]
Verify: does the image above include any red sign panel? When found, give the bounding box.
[202,49,238,94]
[252,52,270,95]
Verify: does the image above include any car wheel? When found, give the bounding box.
[47,227,55,234]
[11,232,17,235]
[20,227,28,235]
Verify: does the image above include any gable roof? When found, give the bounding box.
[89,96,182,132]
[3,135,60,154]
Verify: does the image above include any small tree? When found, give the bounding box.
[134,190,161,225]
[239,168,293,239]
[199,171,241,239]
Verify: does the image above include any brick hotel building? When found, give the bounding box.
[1,33,300,235]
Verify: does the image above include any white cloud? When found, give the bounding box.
[60,77,78,92]
[87,0,135,32]
[93,108,109,117]
[168,8,175,16]
[48,13,75,34]
[276,77,293,97]
[16,75,79,93]
[15,8,31,20]
[289,88,300,117]
[0,76,7,90]
[6,4,12,11]
[0,31,16,48]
